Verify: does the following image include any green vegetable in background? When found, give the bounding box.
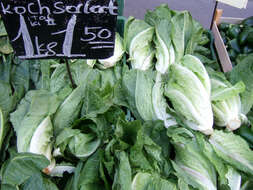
[219,23,230,31]
[218,16,253,65]
[243,46,253,54]
[239,27,253,45]
[241,16,253,27]
[228,39,241,54]
[227,25,241,39]
[228,49,237,61]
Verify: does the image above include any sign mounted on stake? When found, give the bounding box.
[0,0,118,59]
[217,0,248,9]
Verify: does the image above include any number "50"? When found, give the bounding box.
[81,27,112,42]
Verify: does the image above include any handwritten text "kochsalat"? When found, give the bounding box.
[0,0,117,15]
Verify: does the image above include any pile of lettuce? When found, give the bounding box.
[0,4,253,190]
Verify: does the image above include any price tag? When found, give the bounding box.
[0,0,118,59]
[217,0,248,9]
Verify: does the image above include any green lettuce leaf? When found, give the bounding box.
[112,151,132,190]
[209,130,253,176]
[145,5,175,74]
[122,69,142,120]
[124,17,155,70]
[55,113,111,159]
[225,166,241,190]
[229,53,253,114]
[135,70,157,121]
[53,85,85,135]
[21,173,58,190]
[78,151,105,190]
[81,69,115,117]
[152,73,177,127]
[0,81,16,118]
[1,153,49,186]
[64,151,107,190]
[145,4,172,26]
[0,54,12,83]
[169,129,217,190]
[11,90,60,152]
[0,37,13,54]
[56,128,100,159]
[165,57,213,135]
[0,107,5,149]
[196,133,228,186]
[208,68,245,130]
[171,11,203,62]
[131,172,178,190]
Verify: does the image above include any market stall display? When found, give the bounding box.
[0,2,253,190]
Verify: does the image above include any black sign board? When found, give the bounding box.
[0,0,118,59]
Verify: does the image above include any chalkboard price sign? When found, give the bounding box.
[0,0,118,59]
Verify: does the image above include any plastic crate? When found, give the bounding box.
[116,16,125,37]
[117,0,124,16]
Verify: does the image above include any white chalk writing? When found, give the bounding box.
[81,27,112,42]
[63,15,76,57]
[0,0,117,15]
[35,36,57,55]
[1,0,117,59]
[12,15,34,56]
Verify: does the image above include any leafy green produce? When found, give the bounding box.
[55,117,103,159]
[208,68,246,130]
[0,37,13,54]
[145,5,175,74]
[236,124,253,148]
[225,166,241,190]
[209,130,253,175]
[0,108,5,149]
[165,55,213,135]
[131,172,178,190]
[171,11,203,62]
[229,53,253,114]
[152,73,177,127]
[0,153,50,187]
[124,17,155,70]
[169,129,217,190]
[0,4,253,190]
